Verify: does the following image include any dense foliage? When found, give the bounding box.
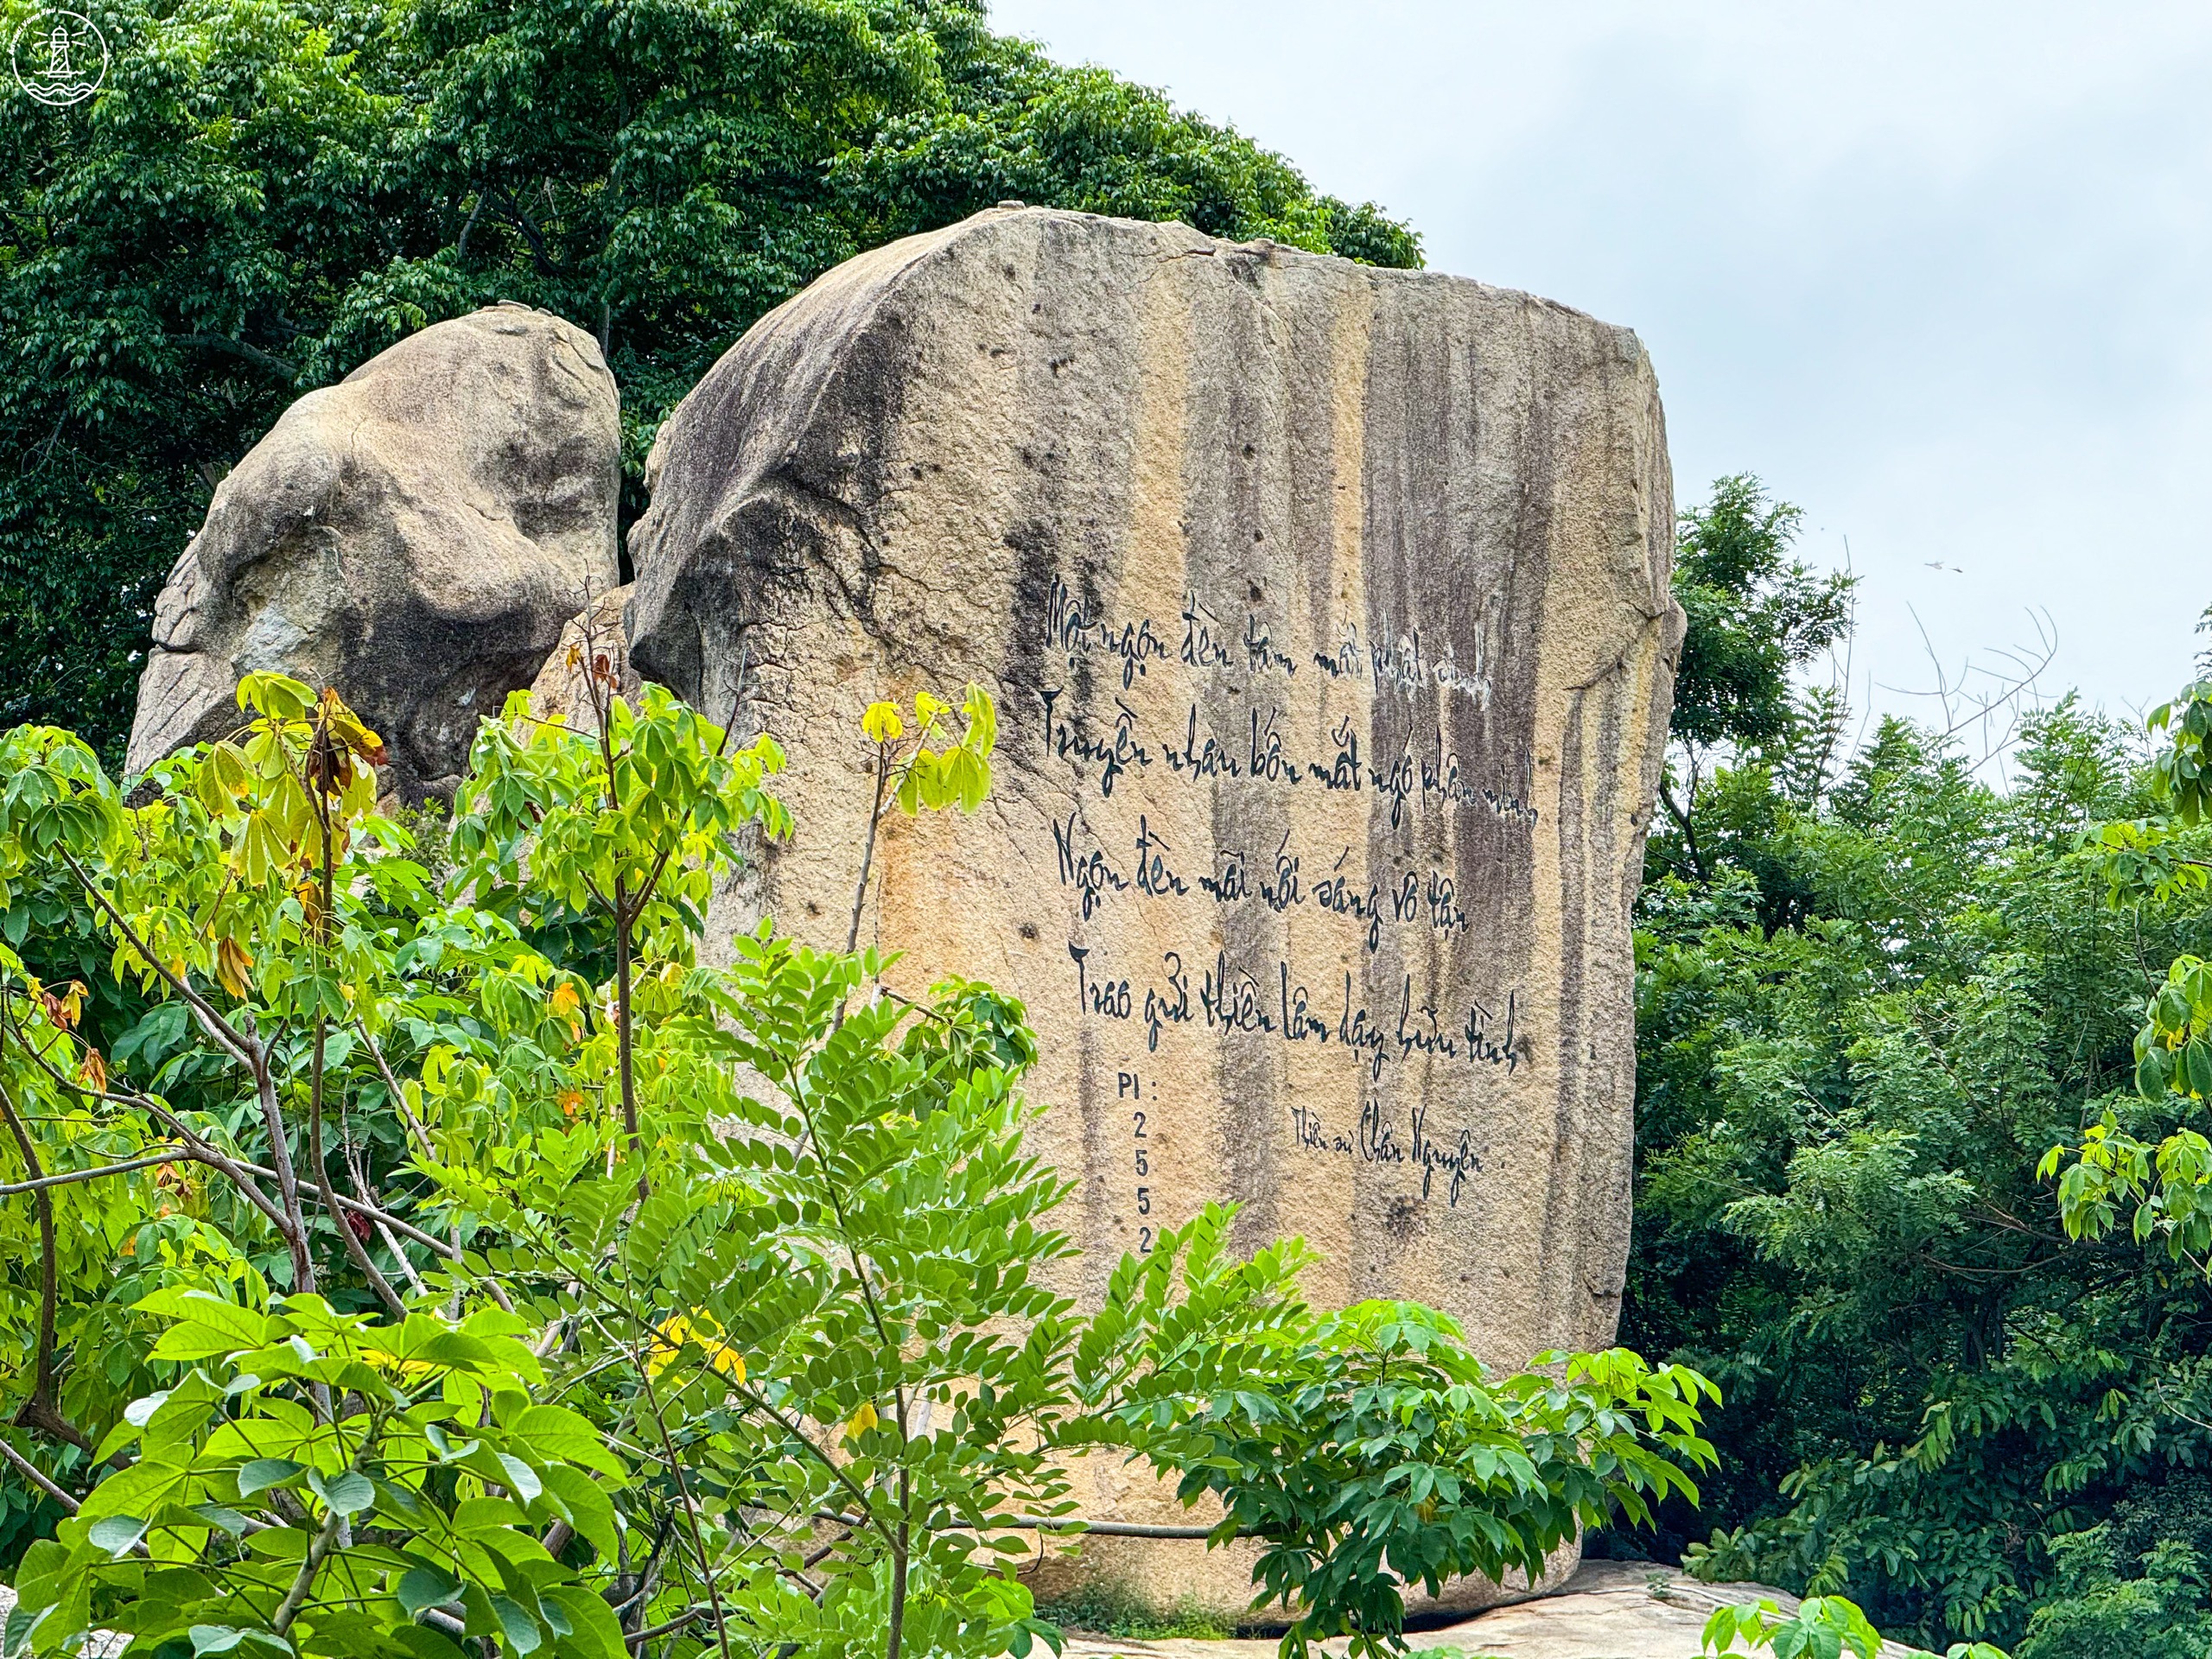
[0,671,1715,1657]
[0,0,1420,760]
[1622,476,2212,1651]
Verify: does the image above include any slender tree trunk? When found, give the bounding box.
[0,1076,89,1450]
[845,748,892,957]
[614,887,646,1202]
[307,781,402,1315]
[1658,756,1709,885]
[886,1467,910,1659]
[308,1014,404,1318]
[251,1040,316,1295]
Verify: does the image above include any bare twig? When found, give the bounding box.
[340,1115,429,1300]
[0,1146,188,1197]
[594,1306,736,1659]
[352,1018,437,1164]
[310,1015,404,1318]
[845,742,893,957]
[1875,606,2059,781]
[0,1438,78,1512]
[54,851,316,1290]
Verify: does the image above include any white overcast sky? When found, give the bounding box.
[989,0,2212,743]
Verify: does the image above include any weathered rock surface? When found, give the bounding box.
[630,207,1681,1615]
[129,303,621,798]
[527,583,640,733]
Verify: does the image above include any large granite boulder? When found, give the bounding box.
[128,303,621,798]
[630,207,1681,1614]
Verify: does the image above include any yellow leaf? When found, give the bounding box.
[962,683,997,755]
[549,982,582,1022]
[211,743,250,798]
[556,1087,584,1117]
[912,690,949,727]
[321,690,389,766]
[645,1310,747,1382]
[645,1314,691,1379]
[194,755,232,817]
[361,1348,435,1378]
[235,812,280,887]
[843,1401,879,1440]
[861,702,905,743]
[894,756,927,816]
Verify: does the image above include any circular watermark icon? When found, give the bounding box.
[12,8,107,106]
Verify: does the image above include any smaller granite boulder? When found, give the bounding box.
[128,304,621,799]
[526,584,639,733]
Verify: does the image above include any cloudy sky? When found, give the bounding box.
[991,0,2212,748]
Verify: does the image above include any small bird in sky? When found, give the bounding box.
[1924,561,1963,573]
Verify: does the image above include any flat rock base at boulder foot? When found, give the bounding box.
[1057,1563,1922,1659]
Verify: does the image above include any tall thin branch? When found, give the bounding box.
[54,849,315,1289]
[304,772,404,1317]
[0,1073,89,1450]
[352,1018,438,1164]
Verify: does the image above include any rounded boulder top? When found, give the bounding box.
[130,303,621,801]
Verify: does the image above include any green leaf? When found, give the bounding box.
[238,1459,302,1497]
[493,1452,541,1505]
[540,1466,618,1560]
[191,1504,253,1536]
[489,1595,541,1656]
[397,1563,465,1617]
[308,1468,375,1516]
[511,1405,625,1477]
[87,1514,148,1557]
[543,1587,626,1659]
[188,1627,290,1657]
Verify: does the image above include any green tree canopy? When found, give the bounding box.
[1668,475,1854,759]
[0,0,1419,759]
[1656,476,1855,897]
[1619,478,2212,1651]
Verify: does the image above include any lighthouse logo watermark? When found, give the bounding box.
[12,9,107,106]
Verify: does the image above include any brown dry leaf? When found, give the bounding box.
[321,687,390,766]
[215,936,254,1001]
[79,1048,106,1094]
[42,981,86,1031]
[294,874,326,931]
